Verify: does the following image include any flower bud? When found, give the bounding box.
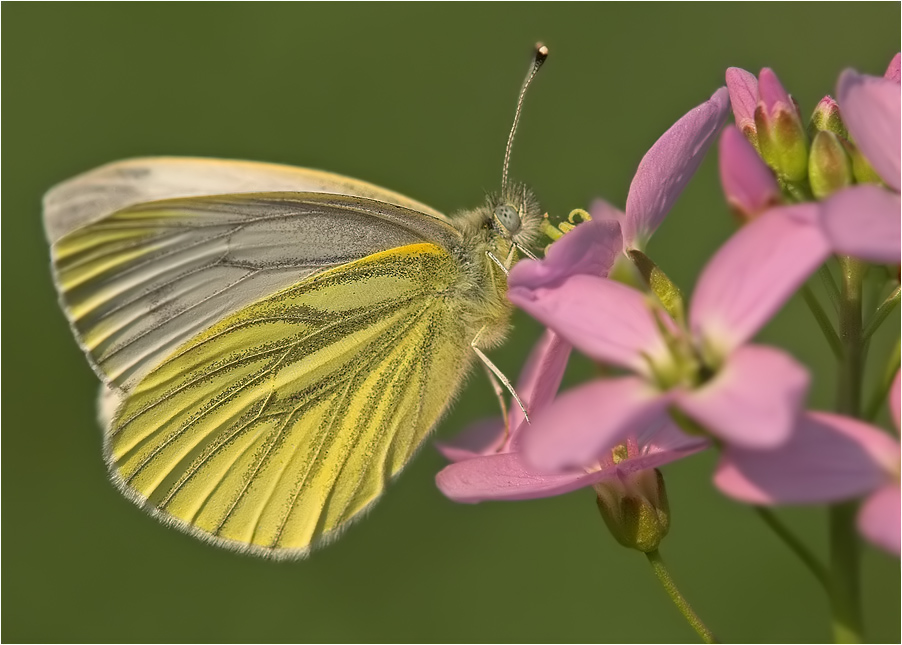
[754,68,810,183]
[594,467,670,552]
[842,139,884,185]
[809,131,854,199]
[718,125,782,220]
[808,96,849,140]
[885,53,901,83]
[725,67,760,148]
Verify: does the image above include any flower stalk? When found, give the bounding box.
[754,507,829,589]
[829,255,868,644]
[645,549,716,644]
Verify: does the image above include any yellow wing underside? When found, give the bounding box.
[106,242,472,558]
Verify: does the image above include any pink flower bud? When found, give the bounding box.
[718,125,782,220]
[885,53,901,83]
[755,68,810,183]
[726,67,759,147]
[808,96,849,140]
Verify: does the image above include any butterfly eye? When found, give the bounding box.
[493,203,522,236]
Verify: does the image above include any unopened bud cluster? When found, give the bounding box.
[723,67,886,219]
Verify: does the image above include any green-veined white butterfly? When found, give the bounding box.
[44,45,548,559]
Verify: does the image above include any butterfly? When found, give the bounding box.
[43,45,548,559]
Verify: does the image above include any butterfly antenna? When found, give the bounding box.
[501,42,548,196]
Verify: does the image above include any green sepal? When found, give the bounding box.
[595,469,670,553]
[809,131,854,199]
[807,96,849,141]
[627,249,685,325]
[842,139,884,186]
[755,103,810,184]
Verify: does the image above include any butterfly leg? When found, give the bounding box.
[486,241,522,274]
[470,326,530,423]
[485,250,509,275]
[479,360,512,440]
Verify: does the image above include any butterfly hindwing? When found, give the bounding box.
[107,242,473,557]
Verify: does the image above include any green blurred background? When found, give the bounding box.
[3,4,900,643]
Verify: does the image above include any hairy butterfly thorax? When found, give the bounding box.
[451,183,544,350]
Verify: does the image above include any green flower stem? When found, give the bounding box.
[829,256,867,644]
[829,502,863,644]
[645,549,716,644]
[754,507,829,589]
[835,257,865,416]
[864,338,900,422]
[802,284,842,358]
[862,284,900,341]
[819,264,841,309]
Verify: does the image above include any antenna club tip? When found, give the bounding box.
[535,43,549,64]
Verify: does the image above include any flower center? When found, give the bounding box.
[644,323,721,393]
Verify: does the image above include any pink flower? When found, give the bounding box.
[821,58,901,264]
[435,331,706,503]
[590,87,731,251]
[715,371,901,556]
[507,203,831,481]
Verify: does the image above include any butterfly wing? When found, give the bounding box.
[50,192,460,390]
[43,156,448,244]
[49,190,479,557]
[107,241,473,557]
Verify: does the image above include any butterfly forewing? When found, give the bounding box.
[43,157,448,244]
[51,193,461,390]
[107,243,472,556]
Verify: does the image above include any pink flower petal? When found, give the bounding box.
[589,198,627,224]
[821,185,901,264]
[837,69,901,191]
[891,371,900,432]
[508,330,572,443]
[676,344,809,449]
[885,53,901,84]
[623,87,730,249]
[858,484,901,556]
[507,218,623,288]
[435,452,611,503]
[690,204,830,352]
[718,125,781,219]
[637,417,710,455]
[726,67,759,134]
[522,377,671,472]
[615,442,707,475]
[436,418,507,462]
[713,411,897,504]
[508,275,668,375]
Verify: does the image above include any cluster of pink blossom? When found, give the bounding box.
[436,55,901,560]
